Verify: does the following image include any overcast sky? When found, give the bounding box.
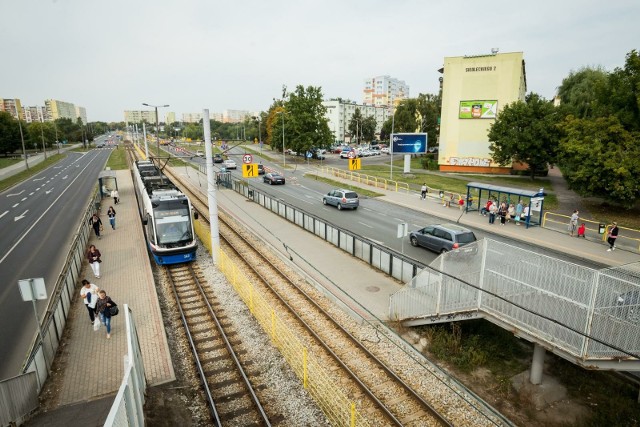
[1,0,638,122]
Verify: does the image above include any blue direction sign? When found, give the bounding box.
[391,133,427,154]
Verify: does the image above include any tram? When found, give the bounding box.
[132,160,198,264]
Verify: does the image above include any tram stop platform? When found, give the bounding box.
[26,169,174,426]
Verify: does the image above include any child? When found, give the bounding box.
[577,223,586,238]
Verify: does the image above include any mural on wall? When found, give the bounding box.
[448,157,491,167]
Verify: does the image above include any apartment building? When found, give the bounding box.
[45,99,77,121]
[0,98,24,120]
[124,110,157,123]
[165,112,176,125]
[182,113,202,123]
[23,106,46,123]
[222,109,250,123]
[76,106,87,125]
[363,76,409,110]
[322,99,390,144]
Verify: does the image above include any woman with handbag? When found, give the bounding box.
[107,206,116,230]
[87,245,102,279]
[95,290,117,339]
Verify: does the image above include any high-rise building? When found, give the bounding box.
[124,110,157,123]
[0,98,24,120]
[165,112,176,125]
[45,99,77,121]
[210,112,223,122]
[24,106,46,123]
[363,76,409,110]
[223,109,250,123]
[76,106,87,125]
[182,113,202,123]
[323,99,390,144]
[438,51,526,173]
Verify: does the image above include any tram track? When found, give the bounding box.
[165,262,275,426]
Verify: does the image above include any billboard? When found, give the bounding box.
[459,100,498,119]
[391,133,427,154]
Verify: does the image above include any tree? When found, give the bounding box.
[487,93,561,179]
[556,67,609,119]
[607,49,640,132]
[282,85,332,154]
[0,112,21,155]
[27,121,56,150]
[558,115,640,208]
[361,116,377,142]
[347,108,364,144]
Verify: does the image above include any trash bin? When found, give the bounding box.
[439,190,444,198]
[599,223,606,234]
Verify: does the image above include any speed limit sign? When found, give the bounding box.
[347,151,356,159]
[242,154,253,164]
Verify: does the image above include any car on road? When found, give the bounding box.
[263,172,285,185]
[340,149,355,159]
[95,142,105,148]
[381,147,390,154]
[323,189,359,210]
[213,153,223,163]
[196,150,204,157]
[409,223,477,254]
[257,164,265,175]
[223,159,237,169]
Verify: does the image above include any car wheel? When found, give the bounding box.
[269,180,273,185]
[337,204,343,210]
[410,236,418,247]
[353,206,358,210]
[323,199,328,205]
[440,248,448,254]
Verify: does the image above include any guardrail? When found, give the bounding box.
[0,372,38,426]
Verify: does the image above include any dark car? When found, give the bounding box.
[323,189,359,210]
[409,223,477,254]
[257,164,265,175]
[263,172,285,185]
[213,153,223,163]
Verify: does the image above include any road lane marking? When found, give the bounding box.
[358,222,374,228]
[14,210,28,221]
[0,211,7,219]
[6,190,24,197]
[12,203,19,208]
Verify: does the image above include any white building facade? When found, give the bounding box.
[363,76,409,110]
[322,100,390,144]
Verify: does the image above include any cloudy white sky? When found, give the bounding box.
[1,0,638,122]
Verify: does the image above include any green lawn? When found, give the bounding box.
[0,154,66,192]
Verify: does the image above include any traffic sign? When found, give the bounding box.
[348,158,361,171]
[242,154,253,164]
[347,151,356,159]
[242,164,258,178]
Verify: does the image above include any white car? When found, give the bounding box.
[223,159,237,169]
[196,150,204,157]
[381,147,390,154]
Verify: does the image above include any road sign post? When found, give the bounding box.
[18,278,49,386]
[242,154,253,164]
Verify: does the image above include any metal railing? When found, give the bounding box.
[0,372,38,426]
[104,305,147,427]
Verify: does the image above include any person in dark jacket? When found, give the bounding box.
[107,206,116,230]
[95,290,117,339]
[87,245,102,278]
[89,213,102,239]
[607,222,619,251]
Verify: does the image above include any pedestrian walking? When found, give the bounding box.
[568,210,579,236]
[107,206,116,230]
[87,244,102,279]
[577,223,586,238]
[522,204,530,224]
[111,189,119,204]
[607,222,619,251]
[420,184,427,200]
[95,290,118,339]
[498,203,507,225]
[89,213,103,239]
[489,201,498,224]
[80,279,99,323]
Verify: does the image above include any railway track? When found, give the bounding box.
[165,263,274,426]
[215,212,452,426]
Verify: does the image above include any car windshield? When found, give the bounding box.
[456,232,477,244]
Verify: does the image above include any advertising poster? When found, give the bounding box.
[391,133,427,154]
[459,100,498,119]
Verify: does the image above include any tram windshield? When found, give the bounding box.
[154,201,192,244]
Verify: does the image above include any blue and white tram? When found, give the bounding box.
[133,160,198,264]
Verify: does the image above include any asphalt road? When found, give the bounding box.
[0,142,112,379]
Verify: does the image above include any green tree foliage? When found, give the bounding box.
[0,112,21,155]
[347,108,364,143]
[183,123,203,140]
[54,118,81,142]
[607,49,640,132]
[361,116,377,142]
[487,93,561,179]
[558,115,640,208]
[557,67,609,119]
[26,122,57,150]
[383,93,441,146]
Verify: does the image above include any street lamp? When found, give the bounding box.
[142,103,169,155]
[276,111,287,168]
[252,115,262,155]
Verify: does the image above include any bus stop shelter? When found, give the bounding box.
[466,182,545,229]
[98,170,118,200]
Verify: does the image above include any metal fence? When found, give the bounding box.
[104,305,147,427]
[0,372,38,426]
[390,239,640,366]
[234,180,424,284]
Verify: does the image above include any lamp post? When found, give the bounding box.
[253,115,262,155]
[18,119,28,170]
[39,117,47,160]
[142,103,169,155]
[276,111,287,168]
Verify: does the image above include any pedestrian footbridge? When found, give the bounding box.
[390,239,640,372]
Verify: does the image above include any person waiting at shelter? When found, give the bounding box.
[480,199,493,216]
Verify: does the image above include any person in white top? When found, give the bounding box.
[80,279,100,323]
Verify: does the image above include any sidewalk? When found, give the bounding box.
[27,169,174,424]
[0,145,81,181]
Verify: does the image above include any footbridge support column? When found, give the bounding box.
[530,343,545,385]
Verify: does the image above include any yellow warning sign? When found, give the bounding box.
[242,164,258,178]
[348,158,361,170]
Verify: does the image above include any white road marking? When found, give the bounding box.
[21,197,27,201]
[33,177,45,181]
[29,192,34,196]
[12,203,19,208]
[358,222,374,228]
[14,210,28,221]
[393,217,404,222]
[0,211,7,219]
[6,190,24,197]
[46,188,54,194]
